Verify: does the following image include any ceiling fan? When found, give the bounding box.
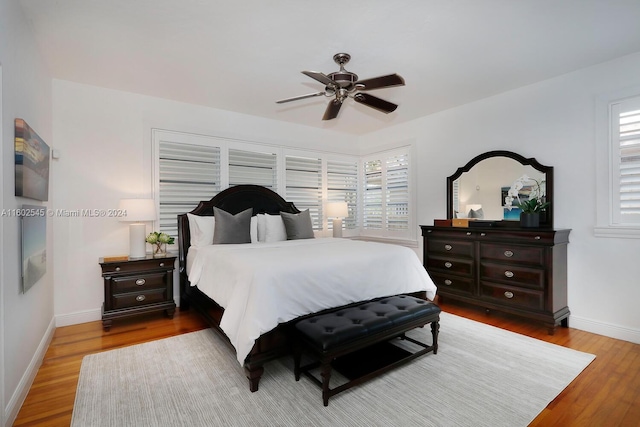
[276,53,405,120]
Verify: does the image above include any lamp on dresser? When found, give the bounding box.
[118,198,156,259]
[326,202,349,238]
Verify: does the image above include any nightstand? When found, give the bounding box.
[99,254,177,331]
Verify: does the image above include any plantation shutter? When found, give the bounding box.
[386,154,410,230]
[158,141,221,239]
[363,159,383,229]
[285,156,322,229]
[327,159,359,230]
[613,99,640,224]
[229,148,277,190]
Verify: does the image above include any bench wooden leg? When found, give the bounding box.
[431,320,440,354]
[320,360,332,407]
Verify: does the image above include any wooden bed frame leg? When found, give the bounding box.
[244,364,264,392]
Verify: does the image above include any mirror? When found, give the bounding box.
[447,151,554,228]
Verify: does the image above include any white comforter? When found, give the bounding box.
[187,238,437,364]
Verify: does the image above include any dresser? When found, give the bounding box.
[421,225,570,334]
[99,254,177,331]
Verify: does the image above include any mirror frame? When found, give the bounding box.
[446,150,554,228]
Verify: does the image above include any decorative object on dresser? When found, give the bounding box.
[99,254,176,331]
[428,150,569,334]
[118,198,156,259]
[326,201,349,237]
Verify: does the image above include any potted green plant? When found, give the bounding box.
[145,231,174,257]
[504,175,550,228]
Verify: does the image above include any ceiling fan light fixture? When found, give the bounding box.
[276,53,405,120]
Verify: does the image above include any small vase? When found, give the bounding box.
[153,243,167,257]
[520,212,540,228]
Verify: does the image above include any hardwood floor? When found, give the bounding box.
[13,301,640,426]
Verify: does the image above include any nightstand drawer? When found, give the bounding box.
[111,288,168,310]
[112,272,167,293]
[101,258,173,275]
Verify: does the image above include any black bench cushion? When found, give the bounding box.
[295,295,441,351]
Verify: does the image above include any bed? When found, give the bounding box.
[177,185,437,391]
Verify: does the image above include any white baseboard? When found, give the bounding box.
[4,317,56,427]
[570,315,640,344]
[55,308,101,327]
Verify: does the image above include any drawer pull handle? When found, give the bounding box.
[480,232,486,237]
[504,270,514,278]
[115,267,121,272]
[444,262,453,268]
[427,230,432,233]
[504,250,514,258]
[136,295,146,302]
[535,236,541,240]
[159,262,165,267]
[444,244,452,251]
[135,278,146,286]
[504,291,514,299]
[466,232,471,236]
[444,279,452,286]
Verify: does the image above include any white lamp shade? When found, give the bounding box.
[326,202,349,218]
[118,199,156,222]
[118,198,156,258]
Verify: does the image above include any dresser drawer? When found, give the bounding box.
[429,272,474,295]
[427,239,474,258]
[101,258,173,275]
[480,243,544,266]
[426,256,474,276]
[480,262,544,289]
[479,282,544,310]
[111,288,168,310]
[111,272,167,294]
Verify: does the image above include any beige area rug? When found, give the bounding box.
[71,312,595,427]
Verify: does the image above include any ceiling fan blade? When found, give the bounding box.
[322,99,343,120]
[356,74,405,91]
[353,93,398,113]
[276,92,325,104]
[302,71,338,88]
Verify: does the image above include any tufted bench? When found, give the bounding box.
[293,295,440,406]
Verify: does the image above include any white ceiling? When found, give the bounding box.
[19,0,640,135]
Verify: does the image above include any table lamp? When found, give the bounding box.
[326,202,349,238]
[118,198,156,258]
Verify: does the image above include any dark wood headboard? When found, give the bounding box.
[177,185,300,305]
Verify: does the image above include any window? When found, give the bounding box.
[157,140,221,239]
[612,100,640,224]
[285,156,322,229]
[327,159,359,230]
[362,147,413,240]
[229,148,277,189]
[595,92,640,237]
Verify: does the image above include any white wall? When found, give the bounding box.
[51,80,358,326]
[359,52,640,344]
[0,1,54,425]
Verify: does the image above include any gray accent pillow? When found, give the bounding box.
[281,210,315,240]
[212,207,252,244]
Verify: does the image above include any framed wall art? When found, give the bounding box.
[15,118,50,201]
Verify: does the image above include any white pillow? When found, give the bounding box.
[187,213,215,247]
[250,216,258,243]
[257,213,287,242]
